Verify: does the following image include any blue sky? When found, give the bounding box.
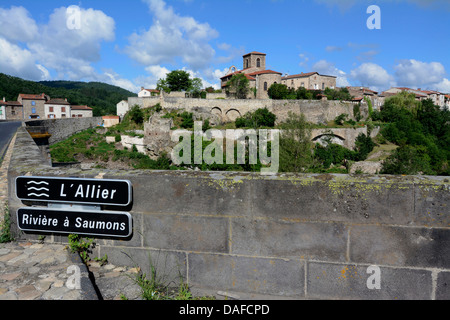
[0,0,449,93]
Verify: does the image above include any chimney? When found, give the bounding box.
[141,87,144,91]
[2,97,5,102]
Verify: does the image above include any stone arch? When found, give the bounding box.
[225,109,242,122]
[312,133,346,147]
[210,107,223,126]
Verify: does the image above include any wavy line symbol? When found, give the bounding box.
[27,181,49,185]
[27,193,49,197]
[27,187,49,192]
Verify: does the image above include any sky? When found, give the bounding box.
[0,0,449,94]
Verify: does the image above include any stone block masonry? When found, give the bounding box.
[7,125,450,300]
[127,96,367,125]
[25,117,103,145]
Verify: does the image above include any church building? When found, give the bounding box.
[220,52,282,99]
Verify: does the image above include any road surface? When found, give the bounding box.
[0,121,22,163]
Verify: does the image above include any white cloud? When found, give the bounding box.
[312,60,350,87]
[0,37,49,80]
[100,70,140,93]
[28,6,115,80]
[299,53,310,67]
[0,6,38,42]
[325,46,343,52]
[435,78,450,93]
[125,0,218,71]
[394,59,446,88]
[350,62,396,91]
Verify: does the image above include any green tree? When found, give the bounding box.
[166,70,193,92]
[128,105,144,124]
[381,145,433,175]
[268,83,289,100]
[226,74,249,99]
[295,87,313,100]
[235,108,276,129]
[278,112,314,172]
[156,78,170,93]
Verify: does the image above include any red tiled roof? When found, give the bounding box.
[46,98,70,105]
[71,105,92,110]
[18,93,46,100]
[247,70,282,76]
[281,72,337,80]
[0,101,22,106]
[243,51,266,56]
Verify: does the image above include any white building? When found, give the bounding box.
[45,98,71,119]
[0,104,5,120]
[116,100,129,118]
[71,105,93,118]
[138,87,160,98]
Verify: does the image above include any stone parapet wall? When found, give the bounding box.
[7,126,450,299]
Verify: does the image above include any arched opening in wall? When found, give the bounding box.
[210,107,223,126]
[225,109,242,122]
[264,82,268,91]
[312,134,346,147]
[257,58,261,68]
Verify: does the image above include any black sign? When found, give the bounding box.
[17,207,132,238]
[16,176,132,206]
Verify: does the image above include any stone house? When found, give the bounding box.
[138,87,160,98]
[346,86,382,110]
[45,98,71,119]
[220,51,282,99]
[281,72,336,91]
[71,105,93,118]
[0,98,23,120]
[18,93,49,120]
[116,100,129,118]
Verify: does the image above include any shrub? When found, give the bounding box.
[235,108,276,129]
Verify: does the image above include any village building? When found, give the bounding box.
[346,86,382,110]
[71,105,93,118]
[45,98,71,119]
[0,98,23,120]
[221,52,282,99]
[116,100,129,118]
[138,87,160,98]
[17,93,49,120]
[281,72,336,91]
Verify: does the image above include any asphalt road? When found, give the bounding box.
[0,121,22,162]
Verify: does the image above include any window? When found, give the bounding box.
[322,83,325,90]
[62,114,66,118]
[31,107,36,114]
[264,82,268,91]
[301,82,305,87]
[257,58,261,68]
[61,107,66,113]
[49,107,54,112]
[31,101,36,106]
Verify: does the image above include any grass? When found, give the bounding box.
[366,142,399,162]
[0,201,13,243]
